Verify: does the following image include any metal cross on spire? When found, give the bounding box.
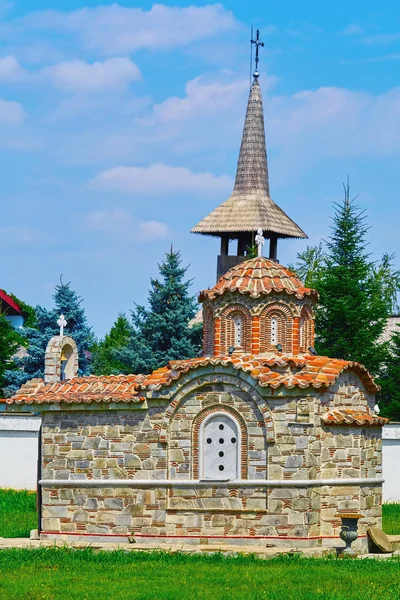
[251,28,264,79]
[57,314,67,337]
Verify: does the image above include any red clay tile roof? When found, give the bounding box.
[6,353,378,405]
[0,290,23,315]
[7,374,146,405]
[321,408,388,427]
[199,257,318,302]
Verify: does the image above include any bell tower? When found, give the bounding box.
[191,30,307,280]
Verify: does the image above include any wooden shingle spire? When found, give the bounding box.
[192,31,307,279]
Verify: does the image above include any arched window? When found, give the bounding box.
[60,344,74,381]
[233,315,243,347]
[201,413,240,480]
[270,317,278,345]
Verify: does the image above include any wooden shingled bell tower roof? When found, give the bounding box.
[191,30,307,280]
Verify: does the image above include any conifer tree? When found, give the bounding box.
[115,248,202,374]
[315,181,390,374]
[0,315,21,395]
[378,326,400,420]
[290,180,398,377]
[4,279,95,395]
[92,314,132,375]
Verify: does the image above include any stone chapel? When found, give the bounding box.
[5,59,387,551]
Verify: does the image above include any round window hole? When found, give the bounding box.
[219,465,224,471]
[219,424,224,430]
[207,438,212,444]
[219,451,224,457]
[231,437,237,444]
[219,438,224,444]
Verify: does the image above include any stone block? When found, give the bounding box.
[104,498,124,510]
[285,455,302,468]
[73,511,88,523]
[84,498,99,510]
[96,512,115,525]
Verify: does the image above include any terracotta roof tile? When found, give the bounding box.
[321,408,388,427]
[7,374,146,405]
[6,354,379,406]
[199,257,318,302]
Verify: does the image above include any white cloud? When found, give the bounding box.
[2,4,237,55]
[0,98,25,122]
[149,74,248,123]
[341,24,364,35]
[86,209,168,241]
[41,57,140,91]
[89,163,233,196]
[266,86,400,159]
[360,32,400,45]
[0,55,25,81]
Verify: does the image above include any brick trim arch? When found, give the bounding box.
[192,404,248,479]
[220,303,252,354]
[158,370,275,444]
[260,303,293,353]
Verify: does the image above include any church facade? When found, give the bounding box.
[6,257,386,549]
[5,52,388,550]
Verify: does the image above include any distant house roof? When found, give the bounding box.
[6,353,379,405]
[0,290,23,315]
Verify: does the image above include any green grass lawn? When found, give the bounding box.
[0,548,399,600]
[0,489,37,537]
[1,489,400,538]
[1,491,400,599]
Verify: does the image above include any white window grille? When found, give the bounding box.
[271,317,278,344]
[234,315,243,347]
[201,413,240,480]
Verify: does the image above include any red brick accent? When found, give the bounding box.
[214,317,221,356]
[260,304,293,354]
[251,315,260,354]
[292,317,300,356]
[202,306,215,356]
[219,304,252,355]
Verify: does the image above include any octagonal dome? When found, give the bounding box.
[199,257,318,302]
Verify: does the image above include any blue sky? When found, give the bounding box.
[1,0,400,336]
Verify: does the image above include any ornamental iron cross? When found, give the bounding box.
[57,314,67,337]
[251,29,264,77]
[255,228,265,257]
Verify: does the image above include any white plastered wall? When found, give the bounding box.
[0,414,41,490]
[383,423,400,502]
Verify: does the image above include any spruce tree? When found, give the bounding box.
[115,248,202,374]
[4,279,95,395]
[378,326,400,420]
[0,315,22,395]
[92,314,132,375]
[315,180,389,374]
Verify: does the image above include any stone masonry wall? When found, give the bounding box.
[40,371,382,545]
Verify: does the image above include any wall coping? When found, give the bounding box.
[39,477,384,488]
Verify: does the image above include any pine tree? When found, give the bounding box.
[0,314,22,395]
[378,326,400,420]
[4,279,95,395]
[115,248,202,374]
[315,180,390,374]
[92,314,132,375]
